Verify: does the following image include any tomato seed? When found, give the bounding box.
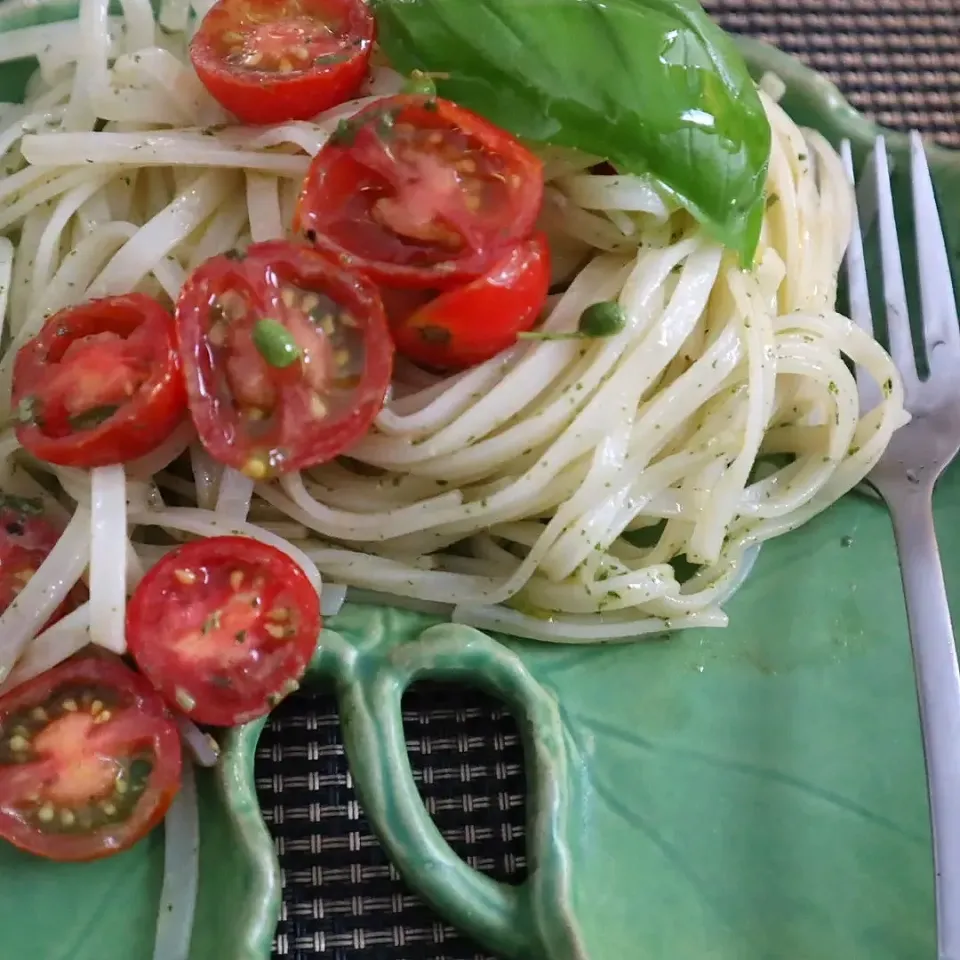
[115,779,128,795]
[37,805,54,823]
[223,31,244,43]
[102,802,117,817]
[93,710,112,724]
[281,288,298,309]
[340,312,357,328]
[310,393,328,418]
[14,568,34,583]
[318,315,335,336]
[62,699,78,712]
[174,568,197,586]
[291,45,310,60]
[244,52,263,67]
[175,687,196,712]
[458,158,477,173]
[267,607,290,622]
[90,700,103,715]
[219,290,246,320]
[334,348,350,367]
[30,707,47,722]
[8,734,29,752]
[247,407,266,421]
[242,457,269,480]
[230,570,244,591]
[278,58,294,73]
[264,623,286,640]
[301,293,321,313]
[60,809,75,827]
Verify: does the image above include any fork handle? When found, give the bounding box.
[888,484,960,960]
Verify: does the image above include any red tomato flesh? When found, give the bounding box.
[190,0,374,124]
[126,536,321,726]
[387,233,551,370]
[175,241,392,478]
[0,496,87,629]
[11,294,186,468]
[0,657,181,862]
[295,95,545,289]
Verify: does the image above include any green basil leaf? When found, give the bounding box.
[373,0,771,263]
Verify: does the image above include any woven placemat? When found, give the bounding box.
[256,5,960,958]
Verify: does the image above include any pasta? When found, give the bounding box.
[0,0,907,671]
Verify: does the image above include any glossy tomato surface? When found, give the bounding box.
[126,536,321,726]
[0,496,87,629]
[175,241,392,478]
[11,294,186,468]
[295,95,544,289]
[190,0,374,124]
[387,233,551,369]
[0,656,181,862]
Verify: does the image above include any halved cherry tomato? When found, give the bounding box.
[175,241,392,478]
[387,233,551,370]
[126,537,321,726]
[0,656,181,862]
[11,295,186,468]
[0,496,86,628]
[190,0,374,125]
[295,95,544,289]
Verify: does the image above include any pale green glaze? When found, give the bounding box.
[0,7,957,957]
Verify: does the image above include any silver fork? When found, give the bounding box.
[842,133,960,960]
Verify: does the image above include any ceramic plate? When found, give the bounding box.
[0,8,957,958]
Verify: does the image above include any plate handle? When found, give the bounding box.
[329,621,585,960]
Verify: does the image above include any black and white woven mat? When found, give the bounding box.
[255,5,960,957]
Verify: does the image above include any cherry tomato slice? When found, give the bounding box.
[190,0,374,125]
[175,241,392,478]
[295,95,544,290]
[0,495,87,629]
[11,295,186,469]
[126,536,321,726]
[387,233,551,370]
[0,656,181,862]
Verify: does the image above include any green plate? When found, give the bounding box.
[0,5,958,957]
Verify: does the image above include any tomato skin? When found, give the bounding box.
[295,95,544,290]
[388,233,551,370]
[175,241,392,478]
[0,656,181,862]
[0,498,87,627]
[11,295,186,468]
[190,0,374,125]
[126,537,321,726]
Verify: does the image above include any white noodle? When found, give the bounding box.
[153,761,199,960]
[0,507,91,684]
[215,468,255,519]
[0,236,13,345]
[89,465,128,652]
[0,603,91,694]
[175,714,220,767]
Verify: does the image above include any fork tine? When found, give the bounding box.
[874,136,919,389]
[910,130,960,377]
[841,140,883,412]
